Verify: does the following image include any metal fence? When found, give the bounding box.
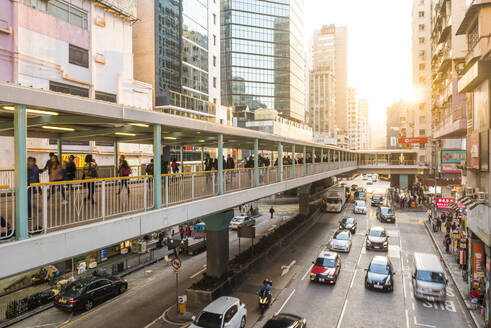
[0,187,15,240]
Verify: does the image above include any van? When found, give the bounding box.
[412,252,447,301]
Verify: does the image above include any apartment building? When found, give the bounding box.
[358,99,370,150]
[133,0,224,123]
[308,66,336,143]
[0,0,153,169]
[347,88,360,150]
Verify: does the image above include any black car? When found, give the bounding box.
[371,195,383,207]
[376,206,396,223]
[339,217,357,233]
[263,313,307,328]
[54,275,128,312]
[365,256,395,292]
[350,184,358,192]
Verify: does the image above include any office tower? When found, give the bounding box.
[221,0,306,122]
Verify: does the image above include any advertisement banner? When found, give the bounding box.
[436,197,455,209]
[473,242,484,291]
[442,150,466,163]
[397,137,428,144]
[470,133,480,169]
[61,154,87,168]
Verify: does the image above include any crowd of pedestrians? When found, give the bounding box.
[392,183,427,209]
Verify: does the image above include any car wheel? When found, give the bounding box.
[85,300,93,311]
[240,316,246,328]
[119,284,127,294]
[365,281,369,289]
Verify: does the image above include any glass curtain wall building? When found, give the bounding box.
[221,0,305,122]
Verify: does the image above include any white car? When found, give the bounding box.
[354,200,367,214]
[329,230,352,253]
[191,296,247,328]
[229,215,254,230]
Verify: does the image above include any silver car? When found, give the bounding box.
[329,230,352,253]
[354,200,367,214]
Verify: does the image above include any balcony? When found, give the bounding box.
[433,107,467,138]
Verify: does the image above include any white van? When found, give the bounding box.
[412,252,447,301]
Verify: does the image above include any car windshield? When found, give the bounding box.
[263,318,297,328]
[359,192,366,197]
[195,311,222,328]
[369,263,389,275]
[64,283,84,296]
[369,229,386,237]
[315,257,336,268]
[334,231,350,240]
[232,217,244,223]
[326,198,340,204]
[343,218,355,225]
[416,270,446,284]
[355,201,366,207]
[381,208,394,215]
[372,196,381,200]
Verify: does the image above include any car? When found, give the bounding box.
[263,313,307,328]
[365,256,395,292]
[339,217,357,233]
[54,275,128,312]
[376,206,396,223]
[330,229,352,252]
[371,195,383,207]
[190,296,247,328]
[367,180,373,185]
[366,226,389,251]
[354,200,367,214]
[229,215,255,230]
[350,184,358,192]
[310,251,341,284]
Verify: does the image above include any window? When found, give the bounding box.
[418,77,425,83]
[95,91,117,103]
[419,50,425,57]
[418,24,425,31]
[419,155,426,162]
[213,77,216,88]
[468,23,479,51]
[419,115,426,124]
[224,305,238,323]
[419,64,425,70]
[213,13,216,25]
[418,11,424,18]
[213,56,216,67]
[213,34,216,46]
[69,44,88,68]
[22,0,88,29]
[419,129,426,136]
[213,98,216,104]
[420,144,425,149]
[418,37,425,44]
[49,81,89,97]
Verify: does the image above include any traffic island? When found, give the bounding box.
[186,205,321,307]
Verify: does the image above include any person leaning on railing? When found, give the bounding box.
[82,154,98,205]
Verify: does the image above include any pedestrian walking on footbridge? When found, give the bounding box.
[269,206,275,219]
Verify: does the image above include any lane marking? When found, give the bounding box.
[336,300,348,328]
[281,260,296,276]
[190,266,207,279]
[301,264,313,281]
[405,309,410,328]
[402,273,407,299]
[413,317,436,328]
[349,269,357,289]
[275,289,296,315]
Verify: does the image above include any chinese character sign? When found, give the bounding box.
[441,150,466,164]
[436,197,455,209]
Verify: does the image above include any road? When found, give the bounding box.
[9,204,298,328]
[232,176,471,328]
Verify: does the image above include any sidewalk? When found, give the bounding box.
[424,220,485,328]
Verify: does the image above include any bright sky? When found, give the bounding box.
[304,0,414,127]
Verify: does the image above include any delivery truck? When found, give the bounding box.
[322,186,347,213]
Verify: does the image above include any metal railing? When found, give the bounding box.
[0,187,15,240]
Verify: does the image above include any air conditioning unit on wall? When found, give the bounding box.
[478,192,488,203]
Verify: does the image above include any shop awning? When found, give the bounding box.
[466,203,491,247]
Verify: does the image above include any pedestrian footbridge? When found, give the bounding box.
[0,83,428,278]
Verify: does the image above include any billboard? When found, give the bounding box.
[96,0,137,19]
[397,137,428,144]
[441,150,466,164]
[470,133,480,169]
[436,197,455,209]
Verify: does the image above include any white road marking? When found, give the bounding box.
[301,264,314,281]
[336,300,348,328]
[190,266,207,279]
[412,302,415,310]
[349,269,357,289]
[30,314,73,328]
[405,309,410,328]
[275,289,296,316]
[402,274,407,299]
[413,317,436,328]
[267,225,277,232]
[281,260,296,276]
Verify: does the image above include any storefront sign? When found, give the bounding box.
[397,137,428,144]
[100,248,107,261]
[442,150,466,163]
[473,242,484,291]
[436,197,455,209]
[470,133,480,169]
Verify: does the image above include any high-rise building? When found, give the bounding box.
[386,101,408,149]
[311,24,347,133]
[347,88,360,150]
[308,66,336,143]
[221,0,305,122]
[358,99,370,150]
[133,0,224,122]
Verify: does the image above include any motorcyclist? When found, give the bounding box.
[259,279,272,296]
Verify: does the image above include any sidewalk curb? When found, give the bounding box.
[424,221,480,328]
[0,303,53,328]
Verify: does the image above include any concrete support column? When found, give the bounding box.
[303,146,307,175]
[153,125,162,208]
[278,142,283,181]
[292,144,295,178]
[321,148,324,165]
[298,184,311,216]
[203,210,234,278]
[338,151,341,167]
[57,138,62,163]
[14,105,28,240]
[218,134,223,195]
[114,140,119,176]
[254,139,259,187]
[312,147,315,174]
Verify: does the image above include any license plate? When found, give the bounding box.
[319,278,325,282]
[58,299,67,304]
[374,285,383,289]
[374,246,379,249]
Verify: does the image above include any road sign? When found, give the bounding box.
[436,197,455,209]
[397,137,428,144]
[171,257,182,271]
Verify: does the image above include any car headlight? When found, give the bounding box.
[339,225,343,229]
[310,273,315,277]
[385,276,391,285]
[383,241,388,246]
[366,240,372,246]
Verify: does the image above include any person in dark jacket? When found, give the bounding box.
[146,159,154,176]
[226,154,235,169]
[269,206,275,219]
[41,152,55,174]
[27,157,40,221]
[65,155,77,181]
[213,158,218,170]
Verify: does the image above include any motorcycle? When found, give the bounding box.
[258,289,272,314]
